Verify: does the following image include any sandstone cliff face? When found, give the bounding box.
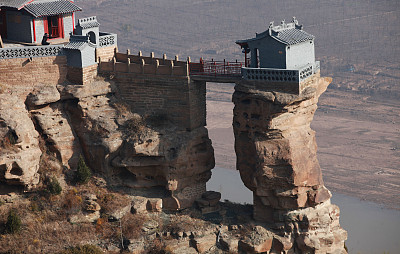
[0,91,41,186]
[0,70,346,253]
[233,74,347,253]
[61,80,214,208]
[0,78,214,209]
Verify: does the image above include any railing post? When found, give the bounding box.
[155,59,159,75]
[187,56,191,63]
[163,54,167,65]
[170,60,174,76]
[141,59,145,74]
[113,57,116,72]
[138,50,142,57]
[150,52,154,63]
[127,58,131,72]
[175,55,179,64]
[126,49,130,55]
[224,59,226,75]
[185,61,189,76]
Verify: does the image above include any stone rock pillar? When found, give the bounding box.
[233,74,347,253]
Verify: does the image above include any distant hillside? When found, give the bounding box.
[75,0,400,98]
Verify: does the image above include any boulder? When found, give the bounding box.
[146,198,162,212]
[69,211,100,224]
[202,191,221,206]
[238,226,273,253]
[26,85,60,107]
[192,235,216,253]
[131,196,148,214]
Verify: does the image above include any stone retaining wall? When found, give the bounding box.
[0,56,67,87]
[114,74,206,131]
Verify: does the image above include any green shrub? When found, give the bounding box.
[5,210,22,234]
[47,176,62,195]
[58,244,103,254]
[76,155,92,184]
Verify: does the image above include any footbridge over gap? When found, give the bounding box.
[188,58,244,83]
[98,49,244,83]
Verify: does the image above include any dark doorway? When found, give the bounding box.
[44,15,64,38]
[0,10,7,39]
[88,31,96,44]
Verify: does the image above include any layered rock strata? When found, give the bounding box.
[0,92,41,186]
[63,80,214,209]
[233,74,347,253]
[0,78,214,208]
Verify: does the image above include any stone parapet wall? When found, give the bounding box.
[96,46,117,62]
[99,51,189,77]
[0,56,67,87]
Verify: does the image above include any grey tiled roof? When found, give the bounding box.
[236,22,314,46]
[271,28,314,45]
[79,20,100,29]
[64,41,87,50]
[23,0,81,17]
[64,41,95,50]
[0,0,31,8]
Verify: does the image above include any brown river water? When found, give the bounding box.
[207,167,400,254]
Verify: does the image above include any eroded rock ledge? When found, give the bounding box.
[0,73,346,253]
[233,74,347,253]
[0,79,214,210]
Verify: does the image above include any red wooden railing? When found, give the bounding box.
[189,58,243,77]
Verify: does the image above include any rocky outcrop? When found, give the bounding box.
[233,74,347,253]
[0,92,41,187]
[0,76,214,210]
[29,88,81,168]
[59,80,214,208]
[0,65,346,253]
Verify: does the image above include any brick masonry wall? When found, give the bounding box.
[67,64,98,85]
[189,80,206,130]
[96,46,117,62]
[0,56,67,86]
[114,74,206,130]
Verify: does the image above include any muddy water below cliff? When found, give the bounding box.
[207,167,400,254]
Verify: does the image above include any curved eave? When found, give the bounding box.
[28,8,81,18]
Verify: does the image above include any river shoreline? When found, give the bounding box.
[207,167,400,254]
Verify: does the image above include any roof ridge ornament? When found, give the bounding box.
[292,16,299,25]
[268,21,274,35]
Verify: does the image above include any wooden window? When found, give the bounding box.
[43,15,64,39]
